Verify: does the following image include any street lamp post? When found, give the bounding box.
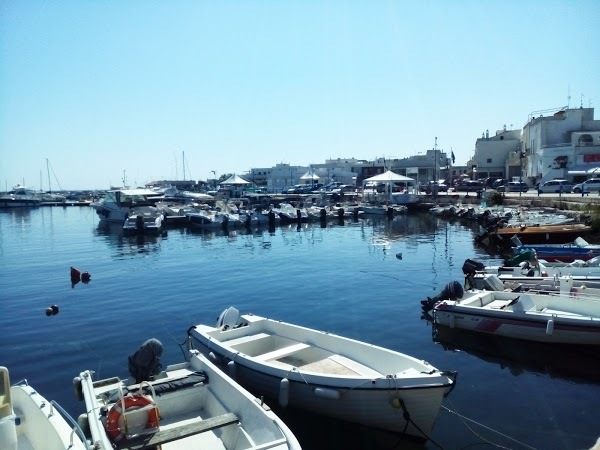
[519,150,525,198]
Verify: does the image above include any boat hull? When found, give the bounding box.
[194,352,449,438]
[432,291,600,345]
[0,198,41,208]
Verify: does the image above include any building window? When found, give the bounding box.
[487,158,492,163]
[578,134,593,146]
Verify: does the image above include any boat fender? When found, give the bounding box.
[73,376,84,402]
[77,413,90,438]
[105,394,159,442]
[227,360,236,380]
[546,319,554,335]
[314,387,340,400]
[279,378,290,408]
[208,351,219,365]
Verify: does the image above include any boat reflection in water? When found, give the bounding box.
[429,321,600,384]
[94,221,165,258]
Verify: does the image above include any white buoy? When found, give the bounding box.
[314,387,340,400]
[546,319,554,335]
[279,378,290,407]
[227,360,236,380]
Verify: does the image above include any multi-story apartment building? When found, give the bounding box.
[522,107,600,184]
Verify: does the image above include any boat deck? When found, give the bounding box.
[223,332,384,378]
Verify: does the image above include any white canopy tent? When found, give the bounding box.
[362,170,418,204]
[220,174,251,185]
[363,170,414,184]
[299,171,320,186]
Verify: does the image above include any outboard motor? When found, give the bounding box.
[462,258,485,276]
[128,338,163,383]
[421,281,464,312]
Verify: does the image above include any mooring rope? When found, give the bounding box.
[442,398,539,450]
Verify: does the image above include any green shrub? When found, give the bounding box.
[487,191,504,206]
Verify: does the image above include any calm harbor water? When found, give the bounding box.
[1,206,599,450]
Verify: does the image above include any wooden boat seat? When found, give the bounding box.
[486,300,515,309]
[118,412,239,450]
[224,333,271,347]
[255,343,310,361]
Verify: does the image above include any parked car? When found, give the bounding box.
[422,181,449,193]
[455,180,484,192]
[537,179,574,194]
[496,181,529,192]
[491,178,508,189]
[572,178,600,193]
[286,184,312,194]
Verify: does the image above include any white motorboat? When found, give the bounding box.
[91,189,162,223]
[74,349,301,450]
[122,208,166,235]
[0,185,42,208]
[431,279,600,345]
[0,366,88,450]
[461,257,600,288]
[187,307,457,440]
[277,204,309,223]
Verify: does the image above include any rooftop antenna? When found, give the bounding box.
[567,85,571,108]
[581,94,584,108]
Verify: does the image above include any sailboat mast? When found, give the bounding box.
[183,151,185,181]
[46,158,52,192]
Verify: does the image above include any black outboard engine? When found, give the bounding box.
[421,281,464,312]
[462,258,485,276]
[128,338,163,383]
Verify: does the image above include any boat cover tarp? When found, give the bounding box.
[109,371,209,402]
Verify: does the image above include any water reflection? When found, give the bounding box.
[430,323,600,385]
[94,221,164,258]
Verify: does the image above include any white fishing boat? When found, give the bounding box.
[0,366,88,450]
[431,278,600,345]
[187,307,457,440]
[277,204,308,223]
[461,257,600,289]
[74,349,301,450]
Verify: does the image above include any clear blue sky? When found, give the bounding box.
[1,1,599,190]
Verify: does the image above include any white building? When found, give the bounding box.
[471,128,521,181]
[522,107,600,184]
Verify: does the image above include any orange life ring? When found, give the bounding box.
[105,393,160,442]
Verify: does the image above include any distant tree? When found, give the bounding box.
[219,173,233,182]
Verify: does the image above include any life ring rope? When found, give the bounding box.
[105,382,160,442]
